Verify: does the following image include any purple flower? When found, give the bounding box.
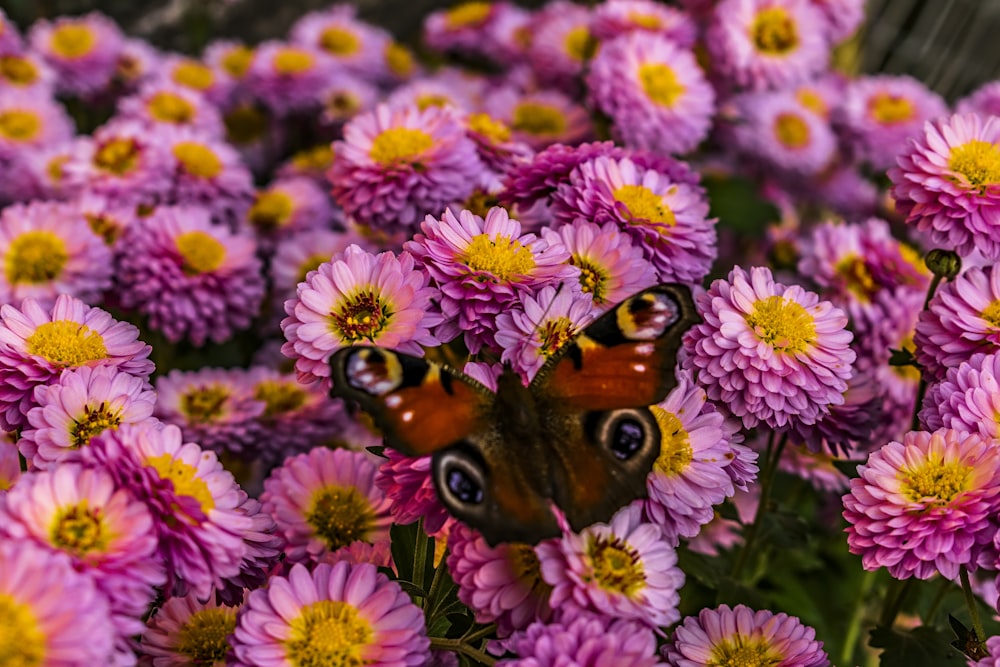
[28,12,125,96]
[731,90,837,175]
[920,352,1000,440]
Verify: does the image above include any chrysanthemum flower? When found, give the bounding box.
[217,490,283,605]
[3,135,88,202]
[202,39,255,94]
[115,205,265,346]
[405,206,575,352]
[843,428,1000,580]
[290,6,391,78]
[920,352,1000,441]
[890,112,1000,260]
[140,592,241,667]
[161,54,235,108]
[245,41,338,117]
[0,430,19,491]
[154,367,264,458]
[0,8,22,53]
[811,0,865,43]
[28,11,125,96]
[385,68,483,114]
[538,503,684,628]
[463,110,533,179]
[788,366,881,455]
[527,1,596,90]
[0,89,74,159]
[957,81,1000,118]
[731,90,837,174]
[231,560,431,667]
[375,449,452,537]
[0,539,116,665]
[0,464,166,644]
[0,199,113,309]
[592,0,698,46]
[317,72,379,126]
[914,265,1000,380]
[19,364,156,468]
[281,243,440,384]
[664,604,829,667]
[83,421,254,598]
[0,51,56,94]
[684,265,856,429]
[423,1,503,58]
[330,103,485,234]
[245,176,335,251]
[588,32,714,155]
[269,228,357,312]
[499,610,660,667]
[706,0,830,92]
[0,294,153,431]
[490,88,592,151]
[779,441,852,493]
[75,190,140,251]
[551,155,716,284]
[116,80,225,138]
[261,447,392,564]
[114,37,161,93]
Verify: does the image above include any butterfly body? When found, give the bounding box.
[330,284,698,546]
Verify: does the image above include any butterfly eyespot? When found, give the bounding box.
[588,408,661,462]
[611,418,645,459]
[433,448,488,508]
[618,291,683,341]
[447,467,483,504]
[343,348,404,396]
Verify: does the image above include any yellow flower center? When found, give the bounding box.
[249,190,295,230]
[175,230,226,275]
[867,92,916,125]
[224,104,268,145]
[94,138,140,176]
[221,46,254,79]
[254,380,308,417]
[297,254,330,284]
[796,88,828,117]
[307,485,377,551]
[0,110,40,142]
[0,594,46,667]
[507,543,553,598]
[0,55,39,85]
[902,458,972,504]
[613,184,677,227]
[50,24,95,59]
[511,103,567,137]
[70,402,123,448]
[745,295,816,353]
[983,300,1000,327]
[628,11,663,29]
[639,63,685,108]
[147,91,195,124]
[416,94,452,111]
[468,112,511,143]
[25,321,108,366]
[181,385,231,423]
[571,256,610,304]
[177,608,238,666]
[539,316,577,358]
[329,290,392,343]
[5,231,68,285]
[463,234,536,280]
[172,60,215,91]
[173,141,223,179]
[708,637,785,666]
[587,535,645,597]
[891,334,921,383]
[948,140,1000,191]
[292,145,335,172]
[46,155,69,185]
[326,91,361,117]
[319,27,360,56]
[774,112,810,148]
[85,214,122,246]
[835,255,877,302]
[368,127,434,165]
[146,454,216,515]
[651,406,692,476]
[751,7,799,55]
[564,26,597,62]
[384,42,415,78]
[285,600,373,667]
[50,502,109,557]
[445,1,492,29]
[273,48,315,75]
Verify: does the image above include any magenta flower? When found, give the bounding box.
[731,90,837,175]
[115,80,225,138]
[957,81,1000,119]
[139,592,241,667]
[245,41,337,116]
[245,176,336,252]
[375,449,452,538]
[28,11,125,96]
[489,87,593,151]
[592,0,698,46]
[920,352,1000,440]
[290,5,391,78]
[0,88,74,160]
[526,1,595,90]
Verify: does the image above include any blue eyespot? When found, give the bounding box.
[447,466,484,504]
[611,418,645,460]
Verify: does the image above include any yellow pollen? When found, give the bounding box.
[369,127,434,165]
[249,190,295,230]
[173,141,223,179]
[613,184,677,227]
[463,234,536,280]
[651,406,692,476]
[273,48,315,75]
[254,380,308,417]
[983,300,1000,327]
[948,140,1000,191]
[0,110,41,142]
[319,27,361,56]
[25,321,108,366]
[468,112,511,143]
[708,637,785,666]
[511,102,567,137]
[146,453,216,515]
[507,543,553,599]
[285,600,373,666]
[744,295,816,353]
[94,137,140,176]
[181,385,231,422]
[172,60,214,91]
[587,535,645,597]
[224,104,267,144]
[329,290,392,342]
[0,55,39,85]
[46,155,69,184]
[5,231,68,285]
[416,93,452,110]
[384,42,415,78]
[70,402,123,448]
[445,2,493,29]
[148,91,195,124]
[0,593,47,667]
[50,23,95,59]
[627,12,663,29]
[86,214,123,246]
[774,112,810,148]
[177,608,238,665]
[796,88,829,117]
[50,502,109,557]
[297,253,330,283]
[292,145,335,172]
[868,92,915,125]
[571,256,610,304]
[539,316,577,358]
[306,485,376,551]
[835,255,877,302]
[638,63,685,108]
[751,7,799,55]
[564,26,597,62]
[175,230,226,274]
[902,458,972,504]
[221,46,254,79]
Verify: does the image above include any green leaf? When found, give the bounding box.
[888,347,918,368]
[869,625,967,667]
[704,175,780,238]
[677,546,726,588]
[757,509,811,550]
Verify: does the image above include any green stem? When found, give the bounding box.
[878,578,913,628]
[960,567,987,645]
[413,519,429,593]
[842,569,878,666]
[923,576,953,625]
[731,432,788,580]
[424,556,449,619]
[463,624,498,645]
[910,273,944,431]
[429,637,497,666]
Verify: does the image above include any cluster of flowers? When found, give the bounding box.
[1,0,999,663]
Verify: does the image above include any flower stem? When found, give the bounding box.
[429,637,497,666]
[413,519,429,592]
[908,272,944,432]
[731,431,788,580]
[841,569,878,666]
[960,567,987,647]
[878,577,913,628]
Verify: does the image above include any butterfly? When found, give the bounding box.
[328,284,698,546]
